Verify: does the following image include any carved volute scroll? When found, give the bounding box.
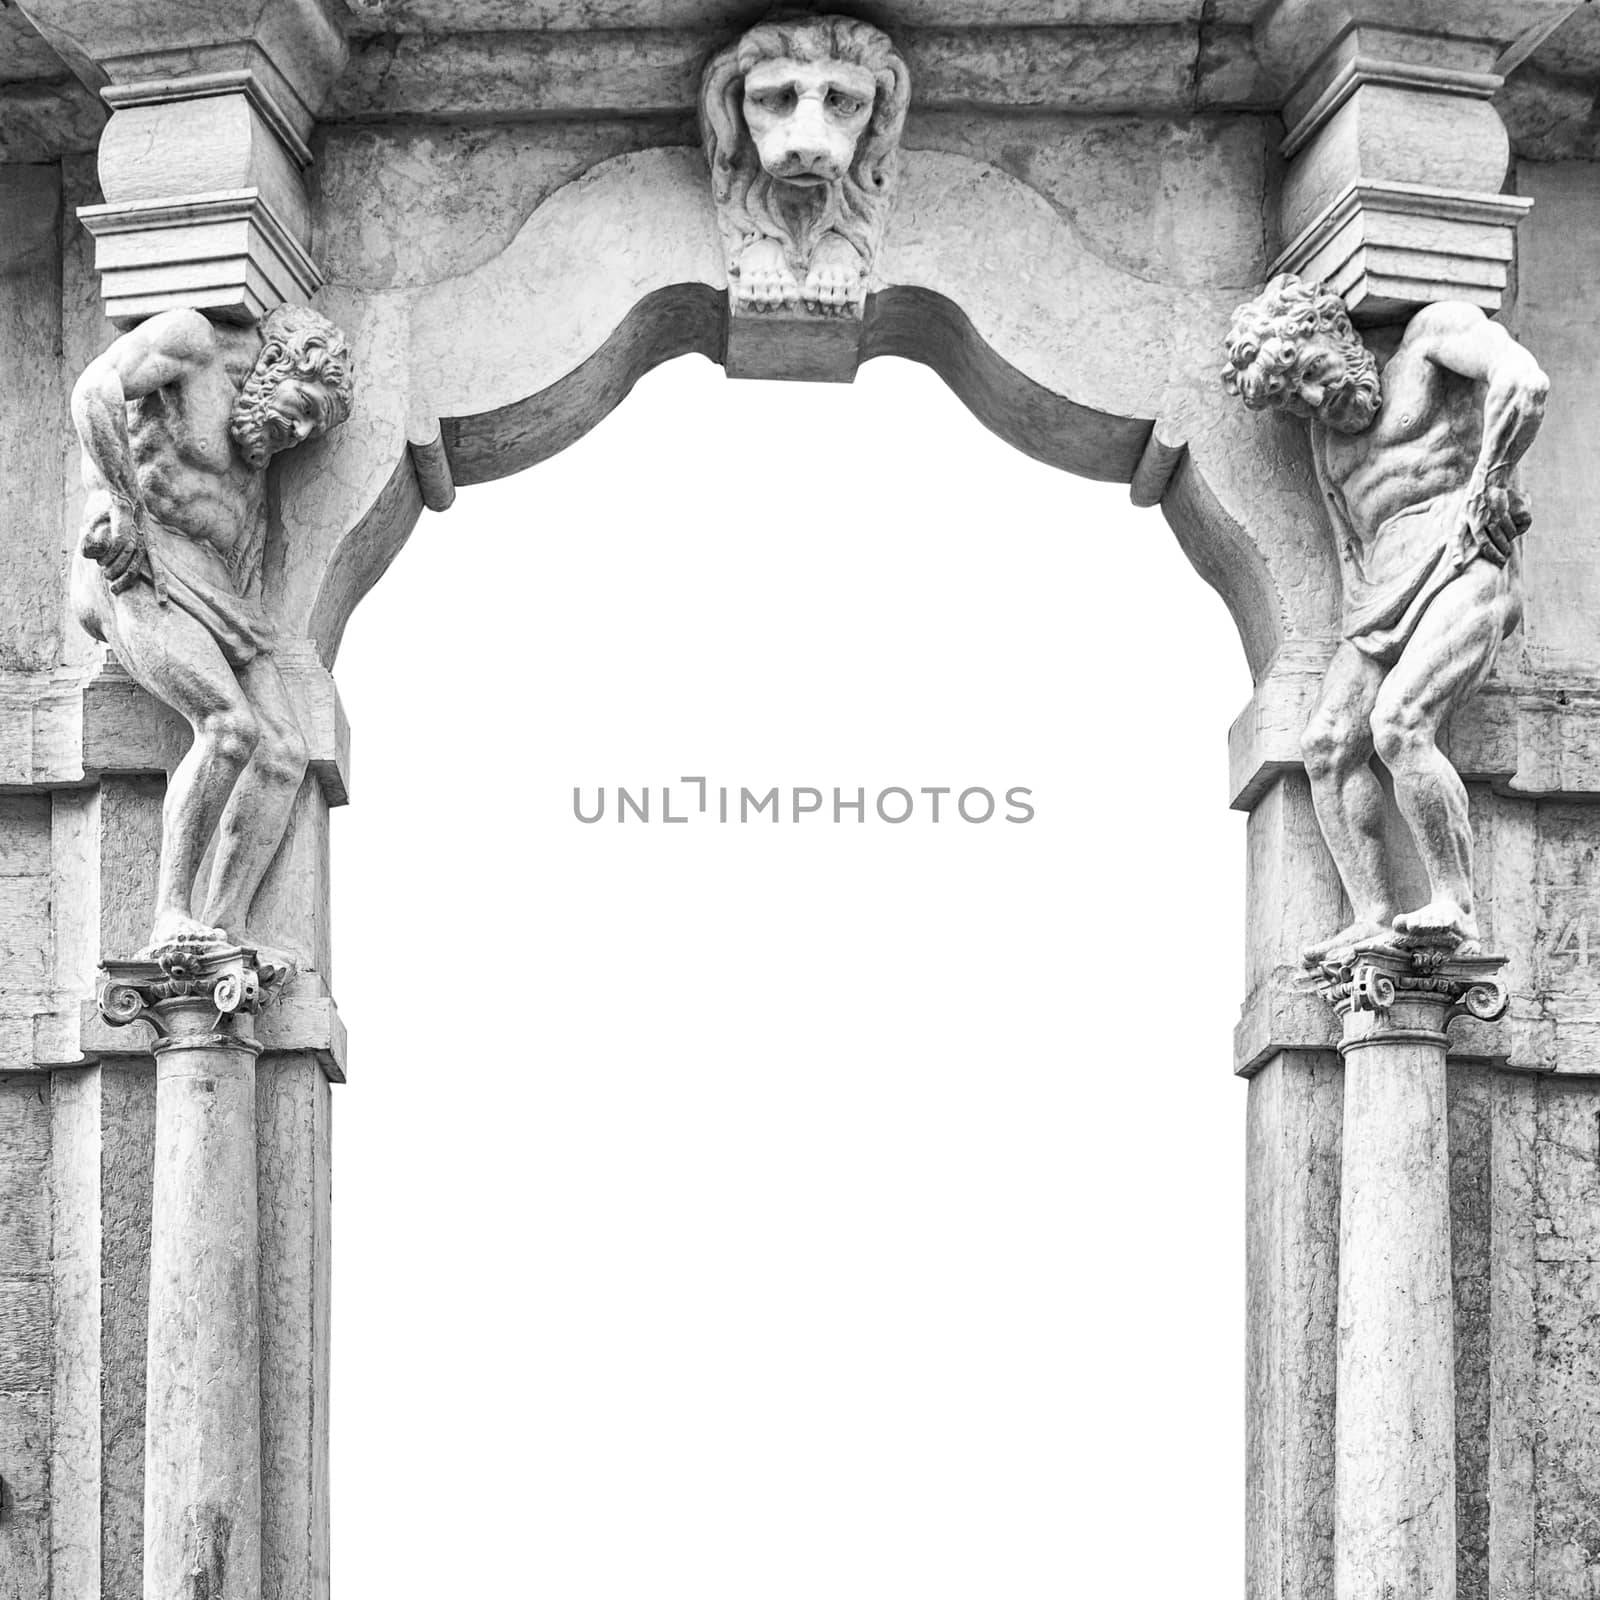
[1312,943,1511,1046]
[699,14,910,319]
[71,302,355,969]
[1220,273,1549,976]
[99,940,286,1050]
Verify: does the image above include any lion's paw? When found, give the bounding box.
[738,268,800,311]
[802,258,862,316]
[735,240,800,313]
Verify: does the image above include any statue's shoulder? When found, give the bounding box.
[110,310,222,400]
[1397,301,1490,365]
[210,321,266,389]
[134,307,220,363]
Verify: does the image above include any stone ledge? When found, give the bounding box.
[28,970,347,1082]
[1235,976,1596,1076]
[0,645,350,806]
[324,23,1272,121]
[78,188,322,329]
[1272,182,1532,325]
[0,675,86,790]
[1230,654,1600,811]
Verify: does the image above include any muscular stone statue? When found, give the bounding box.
[1222,274,1548,966]
[71,305,354,961]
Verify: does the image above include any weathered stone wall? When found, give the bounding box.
[1511,161,1600,676]
[1449,1064,1600,1599]
[313,110,1281,297]
[1466,174,1600,1584]
[0,1071,51,1594]
[0,166,65,677]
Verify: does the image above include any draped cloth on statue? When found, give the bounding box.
[83,515,277,668]
[1339,485,1518,666]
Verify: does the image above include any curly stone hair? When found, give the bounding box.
[230,304,355,469]
[1222,273,1379,421]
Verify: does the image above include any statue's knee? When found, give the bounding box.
[257,723,309,785]
[202,706,260,768]
[1300,715,1348,781]
[1371,698,1427,769]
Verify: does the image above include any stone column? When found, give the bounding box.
[99,945,285,1600]
[1315,946,1509,1600]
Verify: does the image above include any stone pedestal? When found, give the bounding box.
[1315,946,1509,1600]
[99,946,285,1600]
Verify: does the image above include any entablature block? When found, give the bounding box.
[1259,0,1579,319]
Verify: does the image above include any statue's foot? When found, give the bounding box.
[1301,917,1396,970]
[137,912,232,963]
[1393,900,1479,954]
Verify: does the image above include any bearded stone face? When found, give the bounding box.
[1222,274,1384,436]
[230,373,338,470]
[740,55,878,185]
[1291,333,1383,435]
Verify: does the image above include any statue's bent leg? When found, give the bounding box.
[201,651,310,944]
[97,581,260,948]
[1300,642,1394,962]
[1371,560,1512,944]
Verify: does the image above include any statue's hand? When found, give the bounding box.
[99,500,153,595]
[1462,479,1530,567]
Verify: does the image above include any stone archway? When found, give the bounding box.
[282,141,1330,686]
[326,351,1255,1594]
[6,3,1600,1599]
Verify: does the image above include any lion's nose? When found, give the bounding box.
[774,100,838,177]
[776,144,836,177]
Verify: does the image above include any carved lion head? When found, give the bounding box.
[699,15,911,273]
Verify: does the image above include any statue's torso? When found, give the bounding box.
[123,354,263,563]
[1315,344,1483,555]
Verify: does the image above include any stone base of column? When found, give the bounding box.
[99,943,288,1600]
[1314,943,1508,1600]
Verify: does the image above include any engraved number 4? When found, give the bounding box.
[1552,920,1591,965]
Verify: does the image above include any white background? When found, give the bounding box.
[329,353,1251,1597]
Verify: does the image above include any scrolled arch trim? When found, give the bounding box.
[281,146,1335,681]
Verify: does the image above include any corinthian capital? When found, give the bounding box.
[99,942,288,1051]
[1312,943,1509,1051]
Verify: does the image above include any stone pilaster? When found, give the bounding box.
[1314,944,1510,1600]
[19,0,346,324]
[1258,2,1573,320]
[99,943,288,1600]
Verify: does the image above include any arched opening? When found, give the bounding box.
[285,144,1327,686]
[328,351,1250,1595]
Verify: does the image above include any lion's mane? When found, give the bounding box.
[699,15,911,275]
